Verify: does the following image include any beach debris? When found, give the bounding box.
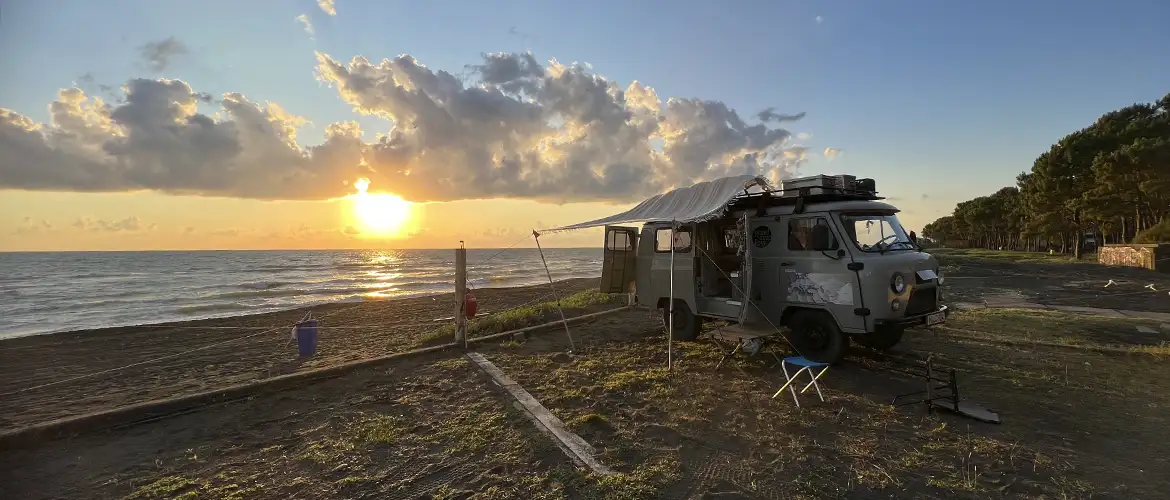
[1104,279,1116,288]
[1145,284,1158,291]
[1136,325,1159,334]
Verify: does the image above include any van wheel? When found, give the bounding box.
[787,310,849,364]
[858,326,903,351]
[662,301,701,341]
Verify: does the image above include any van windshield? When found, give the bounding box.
[838,213,916,252]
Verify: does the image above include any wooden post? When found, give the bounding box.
[455,243,467,347]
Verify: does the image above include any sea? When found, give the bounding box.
[0,248,603,340]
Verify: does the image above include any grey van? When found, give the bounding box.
[597,174,949,364]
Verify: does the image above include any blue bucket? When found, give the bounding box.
[294,319,319,357]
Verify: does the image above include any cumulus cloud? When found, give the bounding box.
[137,37,188,72]
[0,51,811,204]
[823,147,844,160]
[296,14,315,38]
[72,216,153,232]
[318,0,336,16]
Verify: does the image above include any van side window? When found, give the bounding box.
[788,218,839,251]
[606,230,632,251]
[655,227,693,253]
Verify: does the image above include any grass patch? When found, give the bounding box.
[602,368,669,391]
[931,247,1093,265]
[420,290,624,344]
[938,307,1164,349]
[353,413,407,444]
[124,476,198,499]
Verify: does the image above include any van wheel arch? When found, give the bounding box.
[782,307,849,364]
[779,306,843,331]
[659,298,701,341]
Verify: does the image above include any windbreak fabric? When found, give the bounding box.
[537,175,771,233]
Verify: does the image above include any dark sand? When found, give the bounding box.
[0,278,601,432]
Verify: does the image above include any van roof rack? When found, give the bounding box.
[728,174,885,215]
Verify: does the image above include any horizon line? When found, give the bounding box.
[0,246,601,253]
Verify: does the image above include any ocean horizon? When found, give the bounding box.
[0,248,603,340]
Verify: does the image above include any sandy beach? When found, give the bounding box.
[0,277,603,432]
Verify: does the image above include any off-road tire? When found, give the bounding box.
[858,326,904,351]
[662,300,701,341]
[788,310,849,364]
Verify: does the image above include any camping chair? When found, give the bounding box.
[707,326,784,372]
[772,356,830,407]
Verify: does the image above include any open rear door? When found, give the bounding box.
[737,213,753,323]
[601,225,638,294]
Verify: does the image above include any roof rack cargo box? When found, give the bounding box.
[779,174,876,197]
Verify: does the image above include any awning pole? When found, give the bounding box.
[533,230,576,353]
[668,220,676,371]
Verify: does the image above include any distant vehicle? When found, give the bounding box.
[594,174,949,364]
[1082,231,1098,252]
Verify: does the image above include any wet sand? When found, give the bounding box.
[0,278,601,432]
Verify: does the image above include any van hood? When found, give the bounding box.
[863,250,939,276]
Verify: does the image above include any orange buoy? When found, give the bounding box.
[464,288,478,318]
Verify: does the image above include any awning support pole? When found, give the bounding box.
[668,220,676,371]
[533,230,576,353]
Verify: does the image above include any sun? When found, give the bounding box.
[348,178,413,238]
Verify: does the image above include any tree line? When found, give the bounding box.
[922,92,1170,257]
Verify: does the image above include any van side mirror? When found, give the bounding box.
[809,225,832,251]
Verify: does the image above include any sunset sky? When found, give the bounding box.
[2,0,1167,251]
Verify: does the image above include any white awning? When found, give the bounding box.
[537,175,771,233]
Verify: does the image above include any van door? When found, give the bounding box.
[600,225,638,294]
[780,215,863,334]
[737,212,753,323]
[649,223,697,313]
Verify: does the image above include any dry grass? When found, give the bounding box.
[12,301,1170,499]
[931,247,1095,265]
[417,290,625,345]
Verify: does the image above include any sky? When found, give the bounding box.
[1,0,1167,251]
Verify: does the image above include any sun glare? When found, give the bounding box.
[348,178,413,238]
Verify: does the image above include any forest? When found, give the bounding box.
[921,92,1170,257]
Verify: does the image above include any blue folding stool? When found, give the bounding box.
[772,356,830,407]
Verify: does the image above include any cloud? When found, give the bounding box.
[296,15,315,38]
[756,108,806,123]
[12,217,53,235]
[921,193,930,200]
[71,216,152,232]
[816,16,824,24]
[137,37,188,72]
[318,0,336,16]
[209,228,241,237]
[0,51,811,204]
[823,147,844,160]
[343,225,360,235]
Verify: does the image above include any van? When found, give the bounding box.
[593,174,949,364]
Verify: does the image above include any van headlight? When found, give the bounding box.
[891,273,906,294]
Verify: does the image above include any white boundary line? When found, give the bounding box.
[465,352,614,476]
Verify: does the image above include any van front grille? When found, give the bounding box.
[905,288,937,316]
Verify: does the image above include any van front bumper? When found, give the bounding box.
[874,305,949,329]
